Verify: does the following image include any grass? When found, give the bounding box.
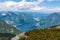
[19,28,60,40]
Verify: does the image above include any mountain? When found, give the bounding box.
[42,12,60,28]
[0,11,48,32]
[0,20,21,34]
[1,11,60,32]
[0,20,21,40]
[19,28,60,40]
[0,11,60,32]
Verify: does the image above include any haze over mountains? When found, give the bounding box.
[0,11,60,32]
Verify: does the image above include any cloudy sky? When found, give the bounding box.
[0,0,60,12]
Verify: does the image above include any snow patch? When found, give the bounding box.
[33,17,40,21]
[5,20,14,24]
[2,12,7,16]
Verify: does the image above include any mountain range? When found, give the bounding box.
[0,11,60,32]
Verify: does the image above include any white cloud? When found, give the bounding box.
[0,0,60,12]
[42,7,60,12]
[30,6,45,11]
[0,0,44,12]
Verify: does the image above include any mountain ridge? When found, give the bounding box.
[0,11,60,32]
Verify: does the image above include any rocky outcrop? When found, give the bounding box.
[50,24,60,29]
[11,32,27,40]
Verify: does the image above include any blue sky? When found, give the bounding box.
[0,0,60,12]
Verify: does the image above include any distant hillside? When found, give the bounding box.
[19,28,60,40]
[44,12,60,28]
[0,21,21,34]
[0,21,21,40]
[0,33,15,40]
